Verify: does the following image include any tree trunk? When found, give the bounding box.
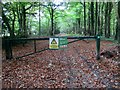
[115,21,118,40]
[84,2,86,35]
[2,11,15,37]
[17,3,22,36]
[105,3,108,37]
[98,3,100,35]
[77,18,81,34]
[50,7,54,36]
[90,2,94,36]
[39,2,41,36]
[107,2,113,38]
[118,1,120,44]
[113,16,115,36]
[100,3,104,36]
[22,5,27,37]
[12,9,16,36]
[88,7,91,35]
[95,2,98,35]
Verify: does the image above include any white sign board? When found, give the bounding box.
[49,38,59,49]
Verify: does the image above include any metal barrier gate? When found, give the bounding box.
[4,35,100,60]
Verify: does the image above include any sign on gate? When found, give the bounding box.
[49,38,59,49]
[59,37,68,49]
[49,37,68,49]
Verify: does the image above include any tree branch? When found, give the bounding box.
[53,2,63,10]
[25,5,33,11]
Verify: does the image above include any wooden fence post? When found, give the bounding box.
[5,39,13,59]
[34,40,36,53]
[96,35,100,60]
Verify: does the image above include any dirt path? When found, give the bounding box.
[2,40,119,88]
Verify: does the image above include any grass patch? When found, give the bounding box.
[100,36,117,42]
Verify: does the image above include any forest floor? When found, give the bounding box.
[2,39,120,88]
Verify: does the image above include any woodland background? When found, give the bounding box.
[0,1,120,43]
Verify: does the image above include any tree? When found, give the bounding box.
[17,2,33,37]
[39,2,41,36]
[100,2,104,36]
[90,2,94,35]
[104,2,113,38]
[1,2,118,38]
[41,2,63,36]
[87,3,91,35]
[105,3,109,37]
[2,2,16,38]
[118,1,120,43]
[95,2,98,35]
[84,2,86,35]
[107,2,113,38]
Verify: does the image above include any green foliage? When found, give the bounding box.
[1,1,118,39]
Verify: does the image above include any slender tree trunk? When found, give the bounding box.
[107,2,113,38]
[22,5,27,37]
[115,20,118,40]
[39,2,41,36]
[12,9,16,36]
[17,3,22,36]
[113,16,115,36]
[100,3,104,36]
[17,3,21,35]
[78,18,81,34]
[95,2,98,35]
[47,18,50,35]
[105,3,108,37]
[2,11,15,37]
[50,7,54,36]
[98,3,100,35]
[118,1,120,44]
[90,2,94,36]
[76,19,78,34]
[88,7,91,35]
[84,2,86,35]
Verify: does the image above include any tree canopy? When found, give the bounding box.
[1,1,120,42]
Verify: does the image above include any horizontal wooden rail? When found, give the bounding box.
[4,35,100,60]
[7,36,97,41]
[16,48,49,59]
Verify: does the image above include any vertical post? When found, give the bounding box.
[34,40,36,53]
[96,35,100,60]
[5,39,13,59]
